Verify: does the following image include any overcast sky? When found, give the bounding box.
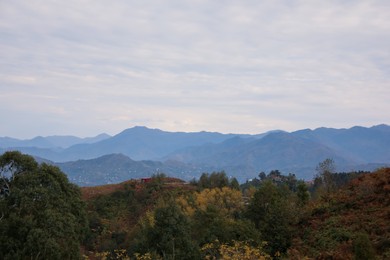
[1,0,389,138]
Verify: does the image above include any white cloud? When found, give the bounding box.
[0,0,389,138]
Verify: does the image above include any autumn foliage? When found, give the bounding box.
[289,167,390,259]
[2,152,389,259]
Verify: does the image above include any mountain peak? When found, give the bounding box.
[118,126,161,135]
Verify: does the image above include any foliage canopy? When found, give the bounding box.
[0,151,88,260]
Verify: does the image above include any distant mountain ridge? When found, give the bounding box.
[60,126,249,162]
[291,124,390,162]
[56,153,204,186]
[1,125,389,185]
[164,125,390,179]
[0,126,255,162]
[0,133,111,149]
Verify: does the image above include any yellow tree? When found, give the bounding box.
[201,240,271,260]
[177,187,243,218]
[177,187,259,246]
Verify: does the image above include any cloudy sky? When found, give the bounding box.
[1,0,389,138]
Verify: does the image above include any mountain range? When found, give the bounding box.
[1,125,389,185]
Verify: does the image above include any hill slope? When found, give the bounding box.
[57,153,206,186]
[290,168,390,258]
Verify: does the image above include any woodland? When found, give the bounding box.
[0,151,389,259]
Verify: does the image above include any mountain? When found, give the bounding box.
[45,133,111,148]
[56,153,207,186]
[1,125,389,184]
[0,133,110,149]
[0,136,54,149]
[292,125,390,163]
[163,124,390,180]
[61,126,251,161]
[165,132,362,180]
[0,127,278,163]
[13,126,247,162]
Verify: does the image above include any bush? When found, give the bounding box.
[353,233,375,260]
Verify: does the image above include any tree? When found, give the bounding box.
[258,172,266,181]
[296,180,310,207]
[134,203,199,259]
[246,181,295,255]
[229,177,240,190]
[0,151,88,259]
[194,187,243,217]
[175,187,260,247]
[0,151,39,199]
[201,240,271,260]
[353,233,376,260]
[197,171,230,189]
[285,173,298,192]
[316,158,336,194]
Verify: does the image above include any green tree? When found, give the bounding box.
[0,150,38,199]
[229,177,240,190]
[258,172,266,181]
[296,180,310,207]
[353,233,375,260]
[246,181,295,255]
[198,171,230,189]
[316,158,336,194]
[135,203,199,259]
[0,151,88,259]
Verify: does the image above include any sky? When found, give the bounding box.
[1,0,389,139]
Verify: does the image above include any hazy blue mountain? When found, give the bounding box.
[162,125,390,180]
[164,136,255,163]
[292,124,390,162]
[0,133,110,149]
[0,137,19,147]
[56,153,207,186]
[57,126,246,162]
[0,127,274,162]
[2,146,64,161]
[165,132,361,180]
[45,133,111,148]
[0,136,53,149]
[1,125,389,184]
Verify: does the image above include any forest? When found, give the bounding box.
[1,151,389,259]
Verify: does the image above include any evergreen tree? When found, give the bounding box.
[229,177,240,190]
[296,180,310,206]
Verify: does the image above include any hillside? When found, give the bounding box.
[4,151,387,259]
[290,167,390,258]
[78,166,390,259]
[57,153,206,186]
[80,176,196,258]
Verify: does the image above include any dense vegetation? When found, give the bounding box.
[0,151,88,259]
[1,152,389,259]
